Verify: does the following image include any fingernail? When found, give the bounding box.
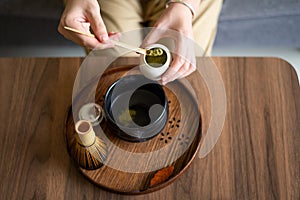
[102,34,109,41]
[161,77,167,85]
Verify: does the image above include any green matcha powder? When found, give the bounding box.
[145,48,167,68]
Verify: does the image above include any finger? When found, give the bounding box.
[58,14,103,49]
[161,54,185,84]
[94,32,123,50]
[58,25,101,49]
[86,9,108,43]
[173,62,191,80]
[141,29,161,48]
[141,28,173,48]
[174,34,190,63]
[108,32,121,41]
[89,32,121,49]
[178,63,196,79]
[163,62,190,85]
[72,34,102,49]
[178,55,196,78]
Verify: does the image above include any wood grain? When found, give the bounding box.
[65,64,202,194]
[0,57,299,199]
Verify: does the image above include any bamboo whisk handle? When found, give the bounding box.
[75,120,96,146]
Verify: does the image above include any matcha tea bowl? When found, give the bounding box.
[139,43,171,80]
[104,75,169,142]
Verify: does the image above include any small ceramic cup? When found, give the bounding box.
[78,103,104,126]
[139,43,171,80]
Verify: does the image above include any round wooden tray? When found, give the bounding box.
[65,64,202,194]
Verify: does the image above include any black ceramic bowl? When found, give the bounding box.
[104,75,168,142]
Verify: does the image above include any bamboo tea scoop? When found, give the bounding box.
[64,26,147,55]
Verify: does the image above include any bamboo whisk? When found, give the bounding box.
[67,120,107,170]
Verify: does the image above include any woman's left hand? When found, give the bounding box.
[141,3,197,85]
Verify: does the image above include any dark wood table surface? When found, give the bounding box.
[0,57,299,199]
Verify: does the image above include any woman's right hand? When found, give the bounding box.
[58,0,119,49]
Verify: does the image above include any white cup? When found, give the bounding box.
[139,44,171,80]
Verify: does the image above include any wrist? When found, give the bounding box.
[166,0,196,19]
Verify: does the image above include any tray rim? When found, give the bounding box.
[65,64,203,194]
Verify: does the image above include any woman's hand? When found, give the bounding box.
[58,0,119,49]
[142,3,197,85]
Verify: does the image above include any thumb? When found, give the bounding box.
[141,29,160,48]
[86,11,108,42]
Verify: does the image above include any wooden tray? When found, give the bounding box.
[65,63,202,194]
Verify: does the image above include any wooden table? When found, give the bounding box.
[0,57,299,199]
